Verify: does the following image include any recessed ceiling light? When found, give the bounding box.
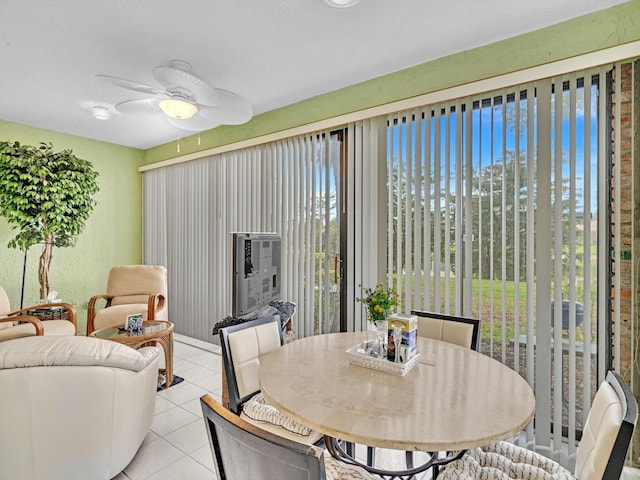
[325,0,359,8]
[92,106,111,120]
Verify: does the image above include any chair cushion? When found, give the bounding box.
[107,265,167,297]
[324,454,377,479]
[93,304,149,330]
[0,319,16,331]
[0,335,149,372]
[0,319,75,342]
[439,442,573,480]
[0,286,10,317]
[111,294,154,306]
[241,392,312,436]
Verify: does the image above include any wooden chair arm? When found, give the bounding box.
[0,315,44,336]
[7,303,77,334]
[86,294,114,335]
[147,294,166,321]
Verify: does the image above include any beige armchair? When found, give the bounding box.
[0,335,159,480]
[87,265,167,335]
[0,285,77,342]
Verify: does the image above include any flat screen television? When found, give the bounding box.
[230,232,281,317]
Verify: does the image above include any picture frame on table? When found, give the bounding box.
[125,313,143,332]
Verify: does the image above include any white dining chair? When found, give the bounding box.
[411,310,481,351]
[219,315,323,445]
[438,370,637,480]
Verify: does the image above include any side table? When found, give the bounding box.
[26,306,72,322]
[89,320,174,387]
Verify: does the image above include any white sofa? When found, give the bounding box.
[0,335,159,480]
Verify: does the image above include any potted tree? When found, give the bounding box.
[0,141,100,301]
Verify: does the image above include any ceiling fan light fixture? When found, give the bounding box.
[158,99,198,120]
[92,106,111,120]
[325,0,359,7]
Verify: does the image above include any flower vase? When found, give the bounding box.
[375,319,388,358]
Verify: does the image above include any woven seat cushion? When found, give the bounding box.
[240,392,323,445]
[324,454,377,479]
[439,442,574,480]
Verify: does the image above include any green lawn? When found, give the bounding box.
[391,274,592,344]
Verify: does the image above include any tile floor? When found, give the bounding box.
[112,334,224,480]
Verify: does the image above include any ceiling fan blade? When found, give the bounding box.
[166,114,221,132]
[198,90,253,125]
[152,66,220,106]
[96,75,166,96]
[115,99,160,115]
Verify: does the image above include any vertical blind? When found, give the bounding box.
[381,66,610,466]
[143,131,345,341]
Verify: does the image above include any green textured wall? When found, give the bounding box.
[0,120,144,333]
[143,0,640,164]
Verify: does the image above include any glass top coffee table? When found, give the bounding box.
[89,320,174,387]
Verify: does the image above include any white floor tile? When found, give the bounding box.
[174,342,210,360]
[191,444,216,473]
[141,430,160,447]
[144,456,216,480]
[177,362,218,382]
[188,371,222,392]
[151,405,199,437]
[154,395,175,415]
[175,334,221,355]
[164,418,209,454]
[159,381,209,406]
[123,438,186,480]
[181,397,206,417]
[187,351,220,369]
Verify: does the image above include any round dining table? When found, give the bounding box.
[259,331,535,476]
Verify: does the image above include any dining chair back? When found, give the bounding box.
[201,394,326,479]
[411,310,480,351]
[576,370,637,480]
[219,315,282,414]
[201,394,376,480]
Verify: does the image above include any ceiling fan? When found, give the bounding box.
[96,60,253,132]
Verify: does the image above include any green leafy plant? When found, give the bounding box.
[357,283,400,323]
[0,141,100,299]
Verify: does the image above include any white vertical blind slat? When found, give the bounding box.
[501,91,508,364]
[553,76,564,454]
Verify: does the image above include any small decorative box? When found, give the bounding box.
[387,313,418,360]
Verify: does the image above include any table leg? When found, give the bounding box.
[155,333,174,387]
[324,436,464,480]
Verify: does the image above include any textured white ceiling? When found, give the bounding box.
[0,0,628,149]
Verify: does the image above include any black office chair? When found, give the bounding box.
[200,394,376,480]
[438,370,638,480]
